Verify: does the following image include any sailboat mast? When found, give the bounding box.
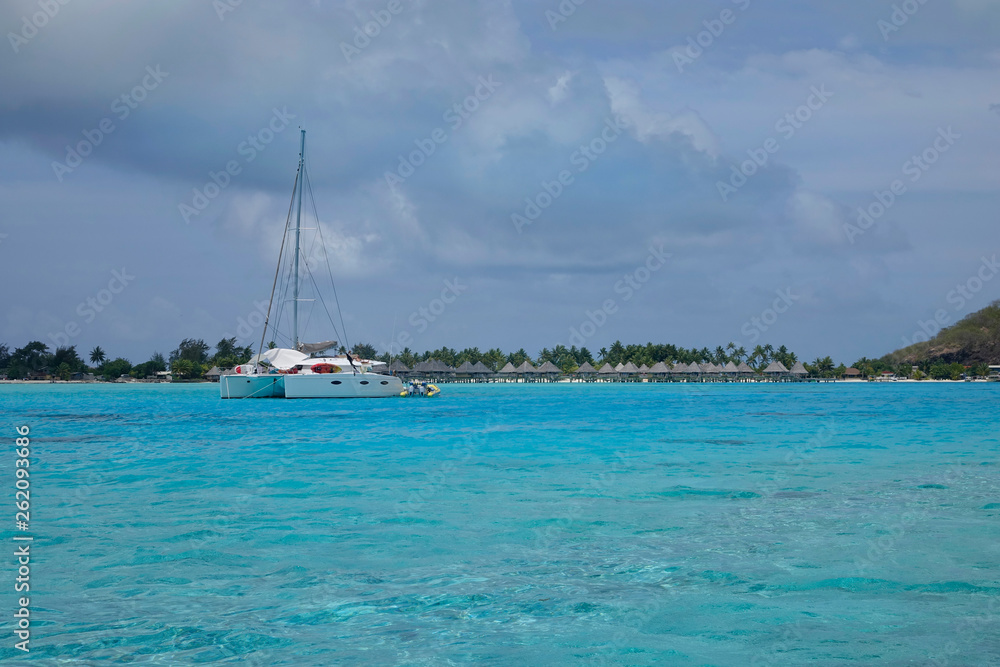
[293,129,305,350]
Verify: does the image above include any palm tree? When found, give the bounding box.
[775,345,794,367]
[735,346,747,363]
[89,346,106,365]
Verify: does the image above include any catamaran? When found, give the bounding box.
[221,130,403,399]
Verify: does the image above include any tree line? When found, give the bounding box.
[0,338,992,381]
[0,338,254,381]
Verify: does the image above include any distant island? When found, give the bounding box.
[2,301,998,383]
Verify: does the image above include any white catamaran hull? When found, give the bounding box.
[283,373,402,399]
[220,375,285,399]
[220,373,403,399]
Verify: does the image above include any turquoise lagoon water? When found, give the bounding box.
[1,382,998,665]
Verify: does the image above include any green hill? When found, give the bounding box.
[883,300,1000,365]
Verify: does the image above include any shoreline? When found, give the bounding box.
[1,378,995,386]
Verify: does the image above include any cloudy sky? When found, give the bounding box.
[2,0,999,363]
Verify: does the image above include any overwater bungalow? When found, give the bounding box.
[498,362,518,382]
[598,362,617,381]
[411,360,454,380]
[452,361,493,383]
[763,361,790,380]
[412,361,434,374]
[576,361,598,380]
[386,360,411,376]
[405,355,817,386]
[515,360,537,373]
[649,361,670,381]
[537,361,562,380]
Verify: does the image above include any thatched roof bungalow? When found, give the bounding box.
[537,361,562,377]
[763,361,789,375]
[515,361,539,375]
[387,360,411,374]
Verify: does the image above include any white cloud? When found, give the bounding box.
[604,76,720,156]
